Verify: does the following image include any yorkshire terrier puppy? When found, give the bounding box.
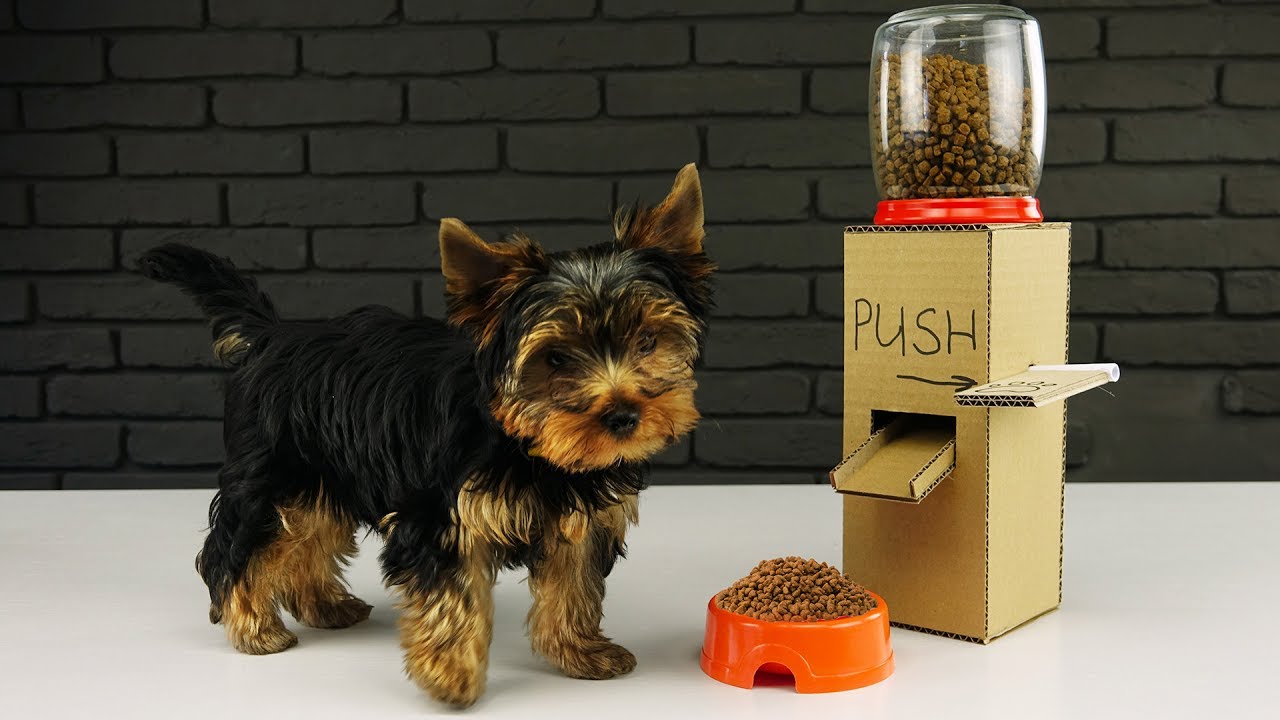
[139,164,714,707]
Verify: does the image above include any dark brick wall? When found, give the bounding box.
[2,0,1277,489]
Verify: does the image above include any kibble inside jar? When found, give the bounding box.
[873,53,1039,200]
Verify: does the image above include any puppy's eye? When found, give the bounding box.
[637,331,657,356]
[546,350,569,369]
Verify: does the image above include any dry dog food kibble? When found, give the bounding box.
[873,53,1039,200]
[715,557,877,622]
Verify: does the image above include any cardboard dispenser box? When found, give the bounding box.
[830,222,1103,644]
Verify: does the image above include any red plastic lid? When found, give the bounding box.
[874,197,1043,225]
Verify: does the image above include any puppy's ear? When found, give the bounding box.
[439,218,509,299]
[439,218,544,337]
[617,163,705,255]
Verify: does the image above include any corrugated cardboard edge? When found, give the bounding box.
[828,420,957,503]
[843,223,1044,233]
[891,621,989,645]
[910,440,956,501]
[983,231,993,640]
[1059,227,1072,607]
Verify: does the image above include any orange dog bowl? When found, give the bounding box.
[699,592,894,693]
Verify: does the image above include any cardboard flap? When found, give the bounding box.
[954,364,1119,408]
[829,416,956,503]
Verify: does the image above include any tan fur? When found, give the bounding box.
[527,497,638,680]
[218,498,370,655]
[212,331,248,366]
[397,531,496,708]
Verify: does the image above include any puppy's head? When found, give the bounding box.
[439,164,714,472]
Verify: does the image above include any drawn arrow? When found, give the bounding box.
[896,374,978,391]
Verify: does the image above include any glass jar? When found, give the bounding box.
[870,4,1046,224]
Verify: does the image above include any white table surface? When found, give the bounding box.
[1,483,1276,719]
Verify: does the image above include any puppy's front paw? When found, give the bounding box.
[229,624,298,655]
[548,638,637,680]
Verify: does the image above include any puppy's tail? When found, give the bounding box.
[139,243,278,367]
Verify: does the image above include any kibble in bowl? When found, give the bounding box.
[715,556,878,623]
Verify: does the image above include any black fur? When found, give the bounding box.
[139,238,712,611]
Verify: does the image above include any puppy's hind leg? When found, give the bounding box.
[276,500,372,630]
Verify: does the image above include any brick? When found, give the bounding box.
[1106,321,1280,366]
[1116,113,1280,163]
[229,180,416,226]
[111,34,297,79]
[120,327,219,369]
[696,419,840,467]
[121,228,307,270]
[815,273,841,319]
[0,0,10,29]
[619,171,810,222]
[805,0,1001,10]
[210,0,396,27]
[38,278,198,320]
[1038,167,1219,219]
[0,422,120,469]
[311,128,498,174]
[1067,370,1280,482]
[1071,270,1218,315]
[1071,322,1099,364]
[810,68,870,115]
[697,370,811,415]
[713,274,809,318]
[214,80,401,127]
[1109,11,1280,57]
[499,25,688,70]
[649,470,817,485]
[423,177,609,222]
[18,0,201,29]
[1222,63,1280,108]
[0,230,113,270]
[471,224,616,254]
[706,225,842,271]
[1226,171,1280,216]
[1072,223,1098,265]
[1039,13,1101,60]
[1015,0,1207,6]
[709,119,869,169]
[35,181,219,225]
[1060,422,1090,469]
[0,330,112,370]
[23,86,206,129]
[607,0,793,17]
[0,281,26,323]
[509,125,699,173]
[304,30,490,76]
[0,376,40,418]
[1104,220,1280,269]
[1047,62,1215,110]
[1222,371,1280,414]
[63,472,217,489]
[696,19,878,65]
[1045,117,1107,166]
[259,276,416,319]
[0,91,16,128]
[1225,271,1280,315]
[420,275,447,318]
[608,70,802,117]
[816,370,841,415]
[0,36,102,83]
[118,133,304,176]
[411,75,599,122]
[703,321,841,368]
[0,184,26,226]
[0,474,59,490]
[314,227,440,270]
[47,374,224,418]
[0,134,110,177]
[128,421,224,466]
[816,174,878,222]
[406,0,594,21]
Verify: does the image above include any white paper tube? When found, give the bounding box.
[1028,363,1121,382]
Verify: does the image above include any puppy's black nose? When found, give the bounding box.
[602,406,640,437]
